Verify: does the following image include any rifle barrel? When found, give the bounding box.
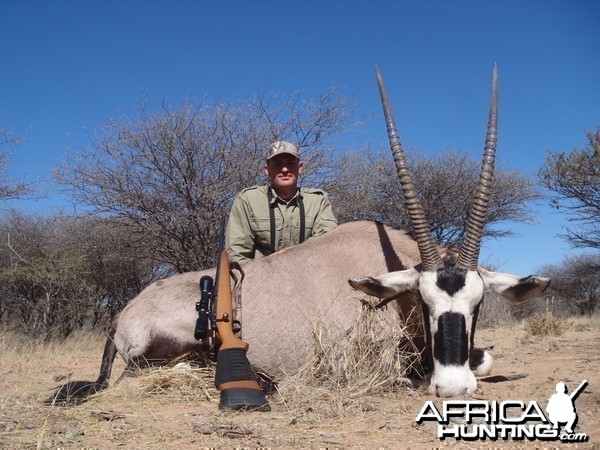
[213,216,227,301]
[569,379,588,400]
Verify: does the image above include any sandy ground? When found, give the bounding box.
[1,319,599,449]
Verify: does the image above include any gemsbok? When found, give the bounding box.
[50,66,550,404]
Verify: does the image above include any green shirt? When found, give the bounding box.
[225,185,338,262]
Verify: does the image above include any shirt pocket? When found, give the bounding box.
[252,217,282,250]
[292,215,315,239]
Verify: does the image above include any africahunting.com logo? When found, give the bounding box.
[416,380,589,442]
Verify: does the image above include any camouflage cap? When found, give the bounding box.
[266,140,300,160]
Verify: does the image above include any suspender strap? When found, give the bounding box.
[298,194,306,244]
[267,188,276,254]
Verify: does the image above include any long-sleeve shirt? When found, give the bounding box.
[225,185,338,262]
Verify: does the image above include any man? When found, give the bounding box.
[546,382,579,434]
[226,140,337,262]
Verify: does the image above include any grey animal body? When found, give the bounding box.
[52,220,546,404]
[114,220,420,376]
[48,221,425,403]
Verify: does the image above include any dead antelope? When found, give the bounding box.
[349,66,550,396]
[49,67,549,404]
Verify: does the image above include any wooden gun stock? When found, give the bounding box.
[213,249,269,411]
[215,250,250,354]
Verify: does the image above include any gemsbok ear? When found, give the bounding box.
[349,267,420,299]
[478,268,551,302]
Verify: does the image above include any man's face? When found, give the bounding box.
[265,154,303,191]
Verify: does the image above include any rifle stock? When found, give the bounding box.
[213,244,269,411]
[214,250,250,352]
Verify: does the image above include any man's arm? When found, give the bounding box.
[311,192,338,237]
[225,196,256,262]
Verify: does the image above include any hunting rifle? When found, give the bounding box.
[195,217,270,411]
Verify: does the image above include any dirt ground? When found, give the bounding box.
[1,319,599,449]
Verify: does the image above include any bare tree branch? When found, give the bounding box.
[327,150,539,247]
[0,127,29,200]
[539,128,600,249]
[55,89,351,272]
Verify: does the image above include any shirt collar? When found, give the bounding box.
[268,186,301,205]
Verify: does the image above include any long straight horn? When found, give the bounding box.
[375,66,442,271]
[457,65,499,270]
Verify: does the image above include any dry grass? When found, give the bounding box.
[28,305,422,420]
[521,302,600,338]
[525,314,569,337]
[6,310,594,410]
[1,304,423,426]
[0,330,106,361]
[2,315,599,448]
[568,313,600,332]
[289,306,422,393]
[0,330,107,388]
[107,363,218,404]
[81,306,423,417]
[272,306,423,418]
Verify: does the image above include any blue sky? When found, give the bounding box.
[1,0,599,275]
